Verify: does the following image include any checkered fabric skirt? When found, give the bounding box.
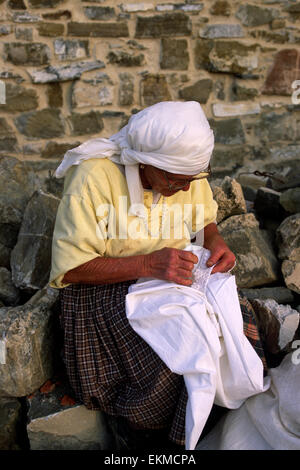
[59,281,267,446]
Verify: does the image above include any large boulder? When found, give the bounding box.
[0,286,59,397]
[276,213,300,294]
[218,213,279,288]
[10,189,60,291]
[211,176,247,223]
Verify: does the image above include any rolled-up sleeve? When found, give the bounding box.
[49,194,107,289]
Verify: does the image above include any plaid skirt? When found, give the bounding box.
[59,281,267,446]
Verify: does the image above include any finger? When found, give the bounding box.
[178,250,199,264]
[211,255,236,274]
[178,260,196,272]
[206,250,225,267]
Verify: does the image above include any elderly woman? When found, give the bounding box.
[49,101,266,450]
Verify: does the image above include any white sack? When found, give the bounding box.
[125,245,269,450]
[196,352,300,450]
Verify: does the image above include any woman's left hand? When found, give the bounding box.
[203,223,236,274]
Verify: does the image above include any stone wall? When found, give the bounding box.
[0,0,300,175]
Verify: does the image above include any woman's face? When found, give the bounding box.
[140,165,197,197]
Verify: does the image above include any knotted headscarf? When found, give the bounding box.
[55,101,214,217]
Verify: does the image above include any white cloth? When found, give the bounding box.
[125,245,269,450]
[54,101,214,217]
[196,352,300,450]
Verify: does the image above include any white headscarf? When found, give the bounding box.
[55,101,214,217]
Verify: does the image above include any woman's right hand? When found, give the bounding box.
[143,247,198,286]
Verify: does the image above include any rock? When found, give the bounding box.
[107,50,145,67]
[210,0,231,16]
[235,4,279,27]
[119,72,134,106]
[67,21,129,38]
[37,22,64,37]
[211,145,250,170]
[254,112,295,143]
[8,0,26,9]
[140,74,171,107]
[218,213,279,288]
[42,9,72,20]
[212,103,261,117]
[250,298,299,353]
[14,108,65,139]
[179,79,213,104]
[121,3,154,13]
[0,397,22,450]
[231,82,259,101]
[254,187,287,221]
[72,80,113,108]
[15,27,33,41]
[280,188,300,214]
[262,49,300,96]
[27,376,111,450]
[41,141,80,160]
[46,82,63,108]
[0,83,38,113]
[11,190,60,291]
[240,287,295,305]
[54,39,90,61]
[209,118,245,145]
[211,177,247,223]
[28,0,65,7]
[0,286,59,397]
[276,213,300,262]
[11,11,41,22]
[67,110,104,136]
[83,6,115,20]
[3,42,51,66]
[0,268,20,306]
[199,24,244,39]
[160,38,189,70]
[281,260,300,295]
[135,12,191,38]
[28,60,105,83]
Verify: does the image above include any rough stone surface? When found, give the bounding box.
[218,213,279,288]
[209,118,245,145]
[254,112,295,143]
[212,103,261,117]
[280,188,300,214]
[37,22,64,37]
[0,397,21,450]
[211,177,247,223]
[0,83,38,113]
[26,376,111,450]
[68,111,104,136]
[240,287,295,305]
[41,141,80,160]
[0,286,59,397]
[83,6,115,20]
[140,74,171,107]
[72,79,113,108]
[160,38,189,70]
[235,4,279,27]
[11,190,60,291]
[199,24,244,39]
[107,50,145,67]
[250,298,299,352]
[135,13,191,38]
[281,260,300,294]
[67,21,129,37]
[3,42,51,66]
[14,108,65,138]
[54,39,90,61]
[262,49,300,96]
[119,72,134,106]
[0,268,20,306]
[210,0,231,16]
[179,79,212,104]
[46,82,63,108]
[276,213,300,262]
[231,82,259,101]
[28,60,105,83]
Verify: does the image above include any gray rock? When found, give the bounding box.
[0,268,20,306]
[211,176,247,223]
[0,397,21,450]
[250,298,299,352]
[11,190,60,291]
[254,187,287,220]
[54,39,90,61]
[209,118,245,145]
[236,4,279,27]
[281,260,300,295]
[218,213,279,288]
[0,286,59,397]
[14,108,65,139]
[199,24,244,39]
[26,375,112,450]
[179,79,213,104]
[280,188,300,214]
[276,213,300,261]
[28,60,105,83]
[240,287,295,305]
[119,72,134,106]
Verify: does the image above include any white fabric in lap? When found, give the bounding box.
[125,245,269,450]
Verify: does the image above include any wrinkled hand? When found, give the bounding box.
[204,225,236,274]
[144,247,198,286]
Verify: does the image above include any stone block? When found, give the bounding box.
[0,25,12,35]
[15,27,33,41]
[140,74,171,107]
[250,298,299,353]
[254,112,295,143]
[212,103,261,117]
[276,213,300,262]
[0,286,59,397]
[28,60,105,83]
[67,22,129,38]
[0,83,38,113]
[121,3,154,13]
[209,118,245,145]
[54,39,90,61]
[281,260,300,295]
[218,213,279,288]
[72,78,113,108]
[28,0,65,7]
[235,4,279,27]
[254,187,287,221]
[280,189,300,214]
[37,22,64,37]
[68,111,104,136]
[4,42,51,66]
[179,79,212,103]
[11,190,60,291]
[262,49,300,96]
[14,108,65,138]
[42,9,72,20]
[210,0,231,16]
[0,268,20,306]
[26,376,111,450]
[46,82,63,108]
[41,141,81,160]
[211,176,247,224]
[199,24,244,39]
[11,12,41,22]
[107,50,145,67]
[231,82,259,101]
[240,287,295,305]
[119,72,134,106]
[8,0,26,9]
[83,6,115,20]
[0,397,22,450]
[160,38,189,70]
[135,13,191,38]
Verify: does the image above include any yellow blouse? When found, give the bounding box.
[49,158,218,289]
